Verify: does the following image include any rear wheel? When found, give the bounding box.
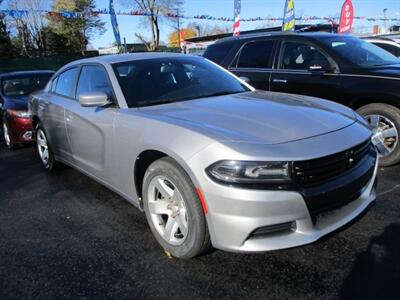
[35,123,58,171]
[3,122,15,150]
[357,103,400,166]
[142,157,211,258]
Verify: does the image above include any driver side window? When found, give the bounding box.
[280,41,331,70]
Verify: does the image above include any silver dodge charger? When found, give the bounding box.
[29,53,378,258]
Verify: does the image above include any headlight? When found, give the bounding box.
[206,160,291,185]
[7,109,31,118]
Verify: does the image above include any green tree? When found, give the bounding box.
[48,0,105,54]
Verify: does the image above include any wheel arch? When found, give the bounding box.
[32,115,41,131]
[350,97,400,111]
[133,148,201,209]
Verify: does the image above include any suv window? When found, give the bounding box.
[237,40,274,68]
[280,41,331,70]
[54,68,78,98]
[203,42,234,64]
[76,65,112,99]
[373,42,400,57]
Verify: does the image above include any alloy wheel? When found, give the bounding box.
[37,129,49,166]
[147,175,189,246]
[3,123,10,147]
[366,114,398,157]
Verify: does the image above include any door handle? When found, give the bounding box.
[273,79,287,84]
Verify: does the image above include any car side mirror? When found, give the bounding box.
[78,92,112,107]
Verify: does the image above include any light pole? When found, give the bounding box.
[383,8,388,33]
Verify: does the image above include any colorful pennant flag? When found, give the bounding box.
[233,0,241,36]
[282,0,295,31]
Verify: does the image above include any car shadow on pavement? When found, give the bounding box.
[339,223,400,300]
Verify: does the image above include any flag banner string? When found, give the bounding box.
[1,9,399,23]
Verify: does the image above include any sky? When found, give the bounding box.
[2,0,400,48]
[91,0,400,49]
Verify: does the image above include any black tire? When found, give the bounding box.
[3,121,16,150]
[142,157,211,259]
[357,103,400,167]
[35,123,59,171]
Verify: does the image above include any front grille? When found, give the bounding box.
[293,140,373,186]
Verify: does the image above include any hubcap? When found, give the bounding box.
[37,129,49,166]
[3,123,10,147]
[366,114,398,157]
[147,175,189,246]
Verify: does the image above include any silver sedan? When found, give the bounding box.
[29,53,378,258]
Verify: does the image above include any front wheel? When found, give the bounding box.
[357,103,400,166]
[3,122,15,150]
[142,157,211,258]
[35,124,59,171]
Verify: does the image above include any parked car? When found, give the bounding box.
[203,32,400,166]
[363,37,400,57]
[30,53,378,258]
[0,70,54,149]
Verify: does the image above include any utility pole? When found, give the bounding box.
[176,8,181,49]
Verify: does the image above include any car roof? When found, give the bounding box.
[0,70,55,79]
[66,52,190,66]
[214,32,346,44]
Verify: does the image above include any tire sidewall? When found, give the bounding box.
[357,103,400,166]
[142,157,207,259]
[35,124,55,171]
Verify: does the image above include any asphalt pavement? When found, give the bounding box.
[0,141,399,300]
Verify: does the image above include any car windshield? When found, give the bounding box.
[112,56,250,107]
[320,36,400,67]
[1,74,52,97]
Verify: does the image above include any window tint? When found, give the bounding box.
[238,40,274,68]
[1,74,52,97]
[203,42,234,64]
[373,42,399,57]
[113,57,249,108]
[55,68,78,98]
[280,41,331,70]
[320,36,400,67]
[76,65,112,99]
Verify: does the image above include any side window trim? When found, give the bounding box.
[230,39,277,70]
[277,39,339,73]
[75,63,118,106]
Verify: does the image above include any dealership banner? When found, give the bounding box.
[338,0,354,34]
[233,0,241,36]
[109,0,122,47]
[282,0,295,31]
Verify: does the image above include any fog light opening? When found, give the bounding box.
[248,221,297,240]
[22,131,33,140]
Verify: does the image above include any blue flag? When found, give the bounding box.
[282,0,295,31]
[109,0,121,47]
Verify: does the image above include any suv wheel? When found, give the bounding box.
[142,157,211,258]
[357,103,400,166]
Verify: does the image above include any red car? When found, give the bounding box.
[0,70,54,149]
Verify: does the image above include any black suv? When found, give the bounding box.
[203,32,400,166]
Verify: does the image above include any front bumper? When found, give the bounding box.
[202,157,378,253]
[6,116,34,144]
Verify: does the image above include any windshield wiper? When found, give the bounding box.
[200,90,245,99]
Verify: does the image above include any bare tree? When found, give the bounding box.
[186,21,230,37]
[126,0,183,51]
[6,0,47,56]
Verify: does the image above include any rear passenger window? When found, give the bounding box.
[76,65,112,99]
[55,68,78,98]
[203,42,234,64]
[237,40,275,68]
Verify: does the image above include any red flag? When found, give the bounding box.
[338,0,354,34]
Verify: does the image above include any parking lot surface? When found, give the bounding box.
[0,142,399,300]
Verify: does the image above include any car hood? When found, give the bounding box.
[3,96,29,110]
[364,64,400,78]
[139,91,357,145]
